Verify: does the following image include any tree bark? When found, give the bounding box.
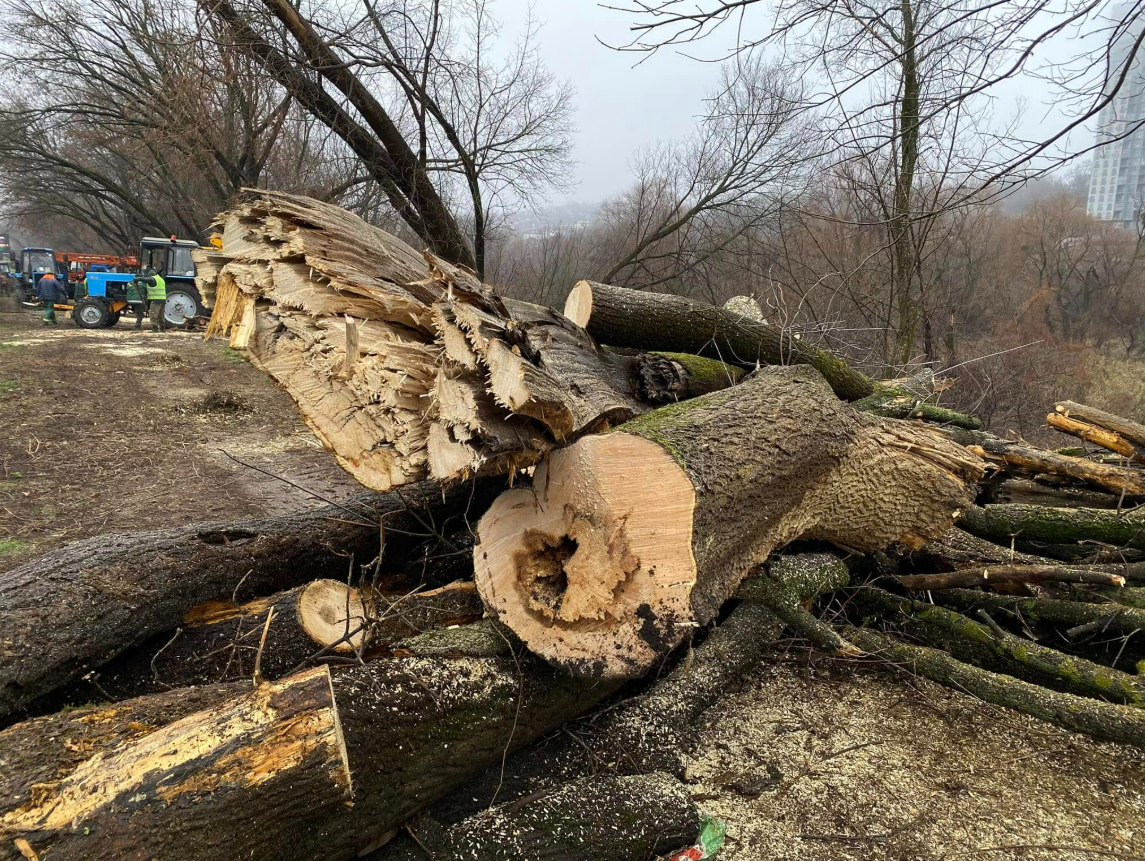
[563,280,876,401]
[0,478,498,720]
[0,628,622,861]
[970,438,1145,498]
[933,589,1145,640]
[852,387,982,429]
[381,773,701,861]
[959,504,1145,552]
[898,564,1133,591]
[1054,401,1145,457]
[34,581,482,709]
[632,351,743,405]
[1047,413,1145,464]
[474,366,981,678]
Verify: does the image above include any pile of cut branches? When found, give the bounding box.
[2,192,1144,861]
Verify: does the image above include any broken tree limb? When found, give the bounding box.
[37,580,483,708]
[0,624,622,861]
[898,565,1130,592]
[632,351,744,404]
[382,773,701,861]
[843,625,1145,749]
[852,388,982,429]
[0,478,499,721]
[970,438,1145,498]
[474,366,982,678]
[933,589,1145,640]
[737,553,858,654]
[1047,413,1145,465]
[563,280,876,401]
[905,527,1052,570]
[959,504,1145,552]
[855,588,1145,706]
[1055,401,1145,455]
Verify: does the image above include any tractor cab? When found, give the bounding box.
[138,236,206,327]
[17,248,69,302]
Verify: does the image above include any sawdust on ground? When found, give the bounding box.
[688,649,1145,861]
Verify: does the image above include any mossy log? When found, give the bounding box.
[856,588,1145,706]
[632,351,744,404]
[563,280,876,401]
[934,589,1145,640]
[959,504,1145,552]
[35,581,482,709]
[844,625,1145,749]
[852,388,982,429]
[905,527,1051,570]
[970,439,1145,498]
[737,553,857,653]
[0,625,621,861]
[898,564,1131,591]
[381,773,701,861]
[0,479,500,721]
[474,366,982,678]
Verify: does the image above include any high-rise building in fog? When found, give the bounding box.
[1088,9,1145,227]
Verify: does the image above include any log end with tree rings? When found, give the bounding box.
[298,579,366,653]
[474,434,697,678]
[563,280,594,328]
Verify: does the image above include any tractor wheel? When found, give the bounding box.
[106,311,121,327]
[73,298,109,329]
[163,289,200,329]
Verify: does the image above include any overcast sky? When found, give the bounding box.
[495,0,1093,208]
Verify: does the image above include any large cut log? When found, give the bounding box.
[563,280,876,400]
[381,773,702,861]
[35,580,482,709]
[474,366,983,678]
[0,478,499,721]
[0,627,621,861]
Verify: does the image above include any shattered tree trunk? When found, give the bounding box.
[474,366,982,678]
[0,631,622,861]
[0,479,499,720]
[39,581,482,707]
[563,279,876,401]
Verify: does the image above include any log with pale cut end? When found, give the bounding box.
[1055,401,1145,454]
[563,280,876,401]
[474,366,982,678]
[0,479,497,721]
[0,624,621,861]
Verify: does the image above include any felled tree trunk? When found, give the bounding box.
[474,366,982,678]
[35,581,482,709]
[632,351,744,404]
[382,773,701,861]
[0,479,499,720]
[0,628,621,861]
[564,280,876,401]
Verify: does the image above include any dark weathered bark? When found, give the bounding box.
[905,527,1051,570]
[632,351,743,405]
[0,478,499,720]
[0,626,622,861]
[856,588,1145,706]
[844,625,1145,749]
[970,438,1145,498]
[933,589,1145,640]
[564,280,876,401]
[475,366,981,678]
[34,581,482,710]
[381,773,701,861]
[899,564,1134,591]
[990,478,1122,510]
[959,504,1145,552]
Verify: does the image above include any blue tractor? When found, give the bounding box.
[70,269,137,328]
[138,236,208,328]
[15,247,69,304]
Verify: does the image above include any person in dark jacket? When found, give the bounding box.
[135,268,167,331]
[36,271,63,325]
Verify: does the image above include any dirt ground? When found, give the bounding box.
[691,648,1145,861]
[0,307,362,573]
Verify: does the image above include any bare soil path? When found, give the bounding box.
[0,309,361,573]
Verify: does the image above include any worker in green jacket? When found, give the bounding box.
[125,277,146,330]
[135,268,167,331]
